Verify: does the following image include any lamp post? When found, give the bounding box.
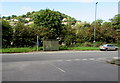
[93,2,98,47]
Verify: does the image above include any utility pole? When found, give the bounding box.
[94,2,98,47]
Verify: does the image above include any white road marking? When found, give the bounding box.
[49,63,66,73]
[57,67,66,73]
[89,58,95,60]
[82,59,87,60]
[75,59,80,61]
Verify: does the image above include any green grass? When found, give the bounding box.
[1,47,43,53]
[0,46,99,53]
[67,47,99,50]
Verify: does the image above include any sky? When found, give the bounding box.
[0,0,119,23]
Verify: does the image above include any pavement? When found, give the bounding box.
[2,51,119,81]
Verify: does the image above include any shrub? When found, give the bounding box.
[74,43,81,47]
[81,42,94,47]
[59,45,68,50]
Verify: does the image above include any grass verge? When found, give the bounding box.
[1,47,43,53]
[67,47,99,50]
[1,46,99,53]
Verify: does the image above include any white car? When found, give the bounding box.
[99,44,118,51]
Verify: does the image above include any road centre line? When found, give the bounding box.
[89,58,95,60]
[82,59,87,60]
[74,59,81,61]
[65,60,72,61]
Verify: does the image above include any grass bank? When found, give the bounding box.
[1,46,99,53]
[1,45,120,53]
[1,47,43,53]
[68,47,99,50]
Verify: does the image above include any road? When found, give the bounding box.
[2,51,119,81]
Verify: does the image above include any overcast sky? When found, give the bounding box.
[0,0,119,23]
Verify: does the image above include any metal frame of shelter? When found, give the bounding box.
[43,39,59,51]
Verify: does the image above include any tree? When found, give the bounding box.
[110,14,120,30]
[33,9,64,39]
[98,22,117,43]
[83,21,90,28]
[13,22,50,47]
[21,14,26,18]
[13,22,36,47]
[2,20,13,48]
[89,21,117,43]
[63,24,76,46]
[2,16,6,19]
[26,12,31,16]
[91,19,104,26]
[11,15,17,18]
[64,17,77,25]
[18,17,28,23]
[6,16,11,20]
[76,27,90,43]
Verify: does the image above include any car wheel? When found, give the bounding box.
[105,48,108,51]
[115,48,118,51]
[100,49,103,51]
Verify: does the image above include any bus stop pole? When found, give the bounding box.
[37,35,38,51]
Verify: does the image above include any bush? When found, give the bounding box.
[80,42,107,47]
[95,42,106,47]
[59,45,68,50]
[74,43,81,47]
[81,42,94,47]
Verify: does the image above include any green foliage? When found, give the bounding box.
[76,28,90,43]
[33,9,64,39]
[63,24,76,46]
[6,16,11,20]
[80,42,106,47]
[91,19,104,26]
[18,17,28,23]
[1,10,119,48]
[96,22,117,43]
[80,42,94,47]
[59,45,68,50]
[2,20,13,48]
[11,15,17,18]
[13,22,50,47]
[63,17,77,25]
[110,14,120,30]
[21,14,26,18]
[26,12,31,16]
[13,22,35,47]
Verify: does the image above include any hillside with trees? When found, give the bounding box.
[1,9,120,48]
